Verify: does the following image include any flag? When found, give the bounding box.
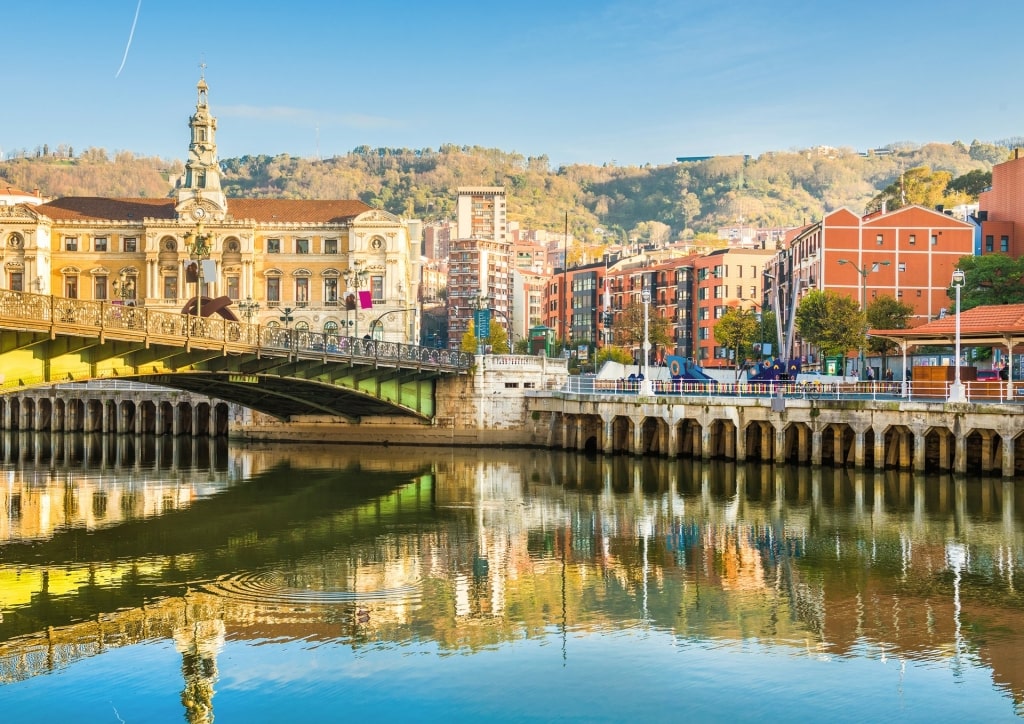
[359,290,373,309]
[184,261,199,283]
[345,293,357,310]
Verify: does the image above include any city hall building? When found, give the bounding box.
[0,77,423,343]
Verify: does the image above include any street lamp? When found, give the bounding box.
[837,258,891,380]
[238,296,261,324]
[342,260,368,338]
[370,308,416,342]
[112,270,135,305]
[640,284,653,395]
[184,222,212,319]
[949,268,966,402]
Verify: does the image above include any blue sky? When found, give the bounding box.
[7,1,1022,167]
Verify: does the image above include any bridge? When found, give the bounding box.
[0,291,472,420]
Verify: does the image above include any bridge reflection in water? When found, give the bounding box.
[1,436,1023,721]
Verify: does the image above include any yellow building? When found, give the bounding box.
[0,76,422,343]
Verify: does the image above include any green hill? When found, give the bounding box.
[2,139,1014,246]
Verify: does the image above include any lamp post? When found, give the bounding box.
[640,284,653,395]
[342,261,368,338]
[112,271,134,305]
[277,306,295,351]
[370,308,416,342]
[184,222,212,320]
[238,296,261,324]
[949,268,966,402]
[837,258,890,380]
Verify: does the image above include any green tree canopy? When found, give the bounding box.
[795,290,865,357]
[865,165,955,214]
[866,294,914,357]
[714,308,758,373]
[952,254,1024,311]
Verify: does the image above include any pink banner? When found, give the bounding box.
[358,290,373,309]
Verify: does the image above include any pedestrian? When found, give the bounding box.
[884,368,893,381]
[867,367,875,381]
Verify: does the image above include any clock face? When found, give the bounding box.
[192,207,206,220]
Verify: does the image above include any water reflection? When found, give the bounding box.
[1,434,1023,721]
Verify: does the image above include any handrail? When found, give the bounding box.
[0,290,473,372]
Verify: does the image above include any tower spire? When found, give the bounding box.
[176,73,226,218]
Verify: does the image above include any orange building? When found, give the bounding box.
[978,149,1024,257]
[766,205,975,365]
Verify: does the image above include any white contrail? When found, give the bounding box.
[115,0,143,78]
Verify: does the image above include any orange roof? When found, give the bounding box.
[36,197,373,224]
[38,197,176,221]
[0,185,38,198]
[871,303,1024,343]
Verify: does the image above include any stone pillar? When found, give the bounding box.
[603,417,614,455]
[833,427,844,467]
[667,422,679,458]
[874,428,886,470]
[954,432,967,475]
[559,416,569,450]
[854,431,865,468]
[981,432,995,474]
[173,404,183,436]
[1002,433,1017,478]
[701,425,712,460]
[938,431,951,471]
[632,416,644,457]
[760,423,772,461]
[723,424,736,460]
[913,431,927,472]
[811,429,822,466]
[135,401,144,435]
[735,423,747,462]
[774,423,787,464]
[899,430,911,470]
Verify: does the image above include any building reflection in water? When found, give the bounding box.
[0,433,1023,717]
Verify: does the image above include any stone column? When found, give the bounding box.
[667,422,679,458]
[833,427,844,467]
[913,431,927,472]
[701,425,712,460]
[954,432,967,475]
[632,416,644,457]
[811,429,822,466]
[774,423,787,464]
[981,432,995,474]
[735,423,747,462]
[874,427,886,470]
[1002,433,1016,478]
[603,417,614,455]
[853,431,865,468]
[760,423,773,461]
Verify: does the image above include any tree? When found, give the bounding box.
[795,290,865,358]
[611,301,672,361]
[953,254,1024,311]
[596,346,634,368]
[714,308,758,378]
[865,166,953,214]
[947,169,992,198]
[460,317,509,354]
[866,295,914,372]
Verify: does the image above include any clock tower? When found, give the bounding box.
[176,72,227,221]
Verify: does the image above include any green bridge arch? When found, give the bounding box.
[0,291,472,420]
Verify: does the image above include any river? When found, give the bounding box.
[0,432,1021,722]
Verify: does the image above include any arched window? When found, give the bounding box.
[323,320,338,335]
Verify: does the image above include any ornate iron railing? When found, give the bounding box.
[0,290,473,372]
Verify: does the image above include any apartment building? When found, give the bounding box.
[446,187,511,347]
[765,205,975,362]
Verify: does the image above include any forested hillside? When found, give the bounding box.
[2,138,1018,244]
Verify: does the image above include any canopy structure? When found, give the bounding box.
[870,303,1024,398]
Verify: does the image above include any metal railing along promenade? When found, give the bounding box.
[561,376,1024,404]
[0,290,472,373]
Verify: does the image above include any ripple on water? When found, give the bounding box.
[198,570,422,606]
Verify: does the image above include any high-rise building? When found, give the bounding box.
[447,187,511,348]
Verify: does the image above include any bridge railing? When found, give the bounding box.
[561,376,1024,404]
[0,290,473,371]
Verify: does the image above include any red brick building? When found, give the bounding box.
[978,149,1024,256]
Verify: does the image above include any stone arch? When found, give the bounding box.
[641,416,669,456]
[882,424,915,469]
[676,418,702,458]
[781,421,812,464]
[609,415,632,454]
[743,420,775,462]
[820,422,855,467]
[576,414,603,454]
[923,425,955,471]
[964,426,1002,475]
[707,419,736,459]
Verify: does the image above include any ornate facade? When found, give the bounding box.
[0,77,422,343]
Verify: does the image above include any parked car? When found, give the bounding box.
[976,369,1001,381]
